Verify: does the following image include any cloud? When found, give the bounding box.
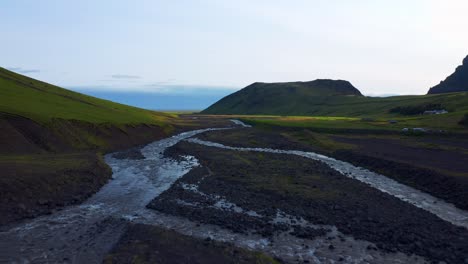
[7,67,40,74]
[111,74,141,79]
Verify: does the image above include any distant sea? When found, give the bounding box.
[69,87,236,111]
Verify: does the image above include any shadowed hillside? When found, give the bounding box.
[428,55,468,94]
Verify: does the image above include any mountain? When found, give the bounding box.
[428,55,468,94]
[202,79,363,115]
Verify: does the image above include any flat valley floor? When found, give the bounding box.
[1,119,468,264]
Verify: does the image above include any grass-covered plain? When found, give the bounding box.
[232,112,468,133]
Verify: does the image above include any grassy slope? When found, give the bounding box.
[202,80,468,131]
[0,67,177,225]
[0,67,173,125]
[240,113,467,133]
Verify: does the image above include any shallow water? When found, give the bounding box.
[0,127,224,263]
[146,181,427,263]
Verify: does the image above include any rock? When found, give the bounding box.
[38,199,49,205]
[428,55,468,94]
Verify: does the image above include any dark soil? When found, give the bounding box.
[150,166,325,238]
[149,140,468,263]
[0,112,169,155]
[197,128,468,211]
[332,136,468,174]
[104,224,281,264]
[112,146,145,160]
[0,153,111,227]
[333,150,468,211]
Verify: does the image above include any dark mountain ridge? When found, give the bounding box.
[243,79,364,96]
[428,55,468,94]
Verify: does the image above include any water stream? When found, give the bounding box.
[0,120,465,263]
[0,127,225,263]
[186,137,468,229]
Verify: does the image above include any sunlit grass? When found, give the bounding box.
[0,67,173,126]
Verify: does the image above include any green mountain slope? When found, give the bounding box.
[202,79,364,115]
[0,67,171,124]
[202,79,468,118]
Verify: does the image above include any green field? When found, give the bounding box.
[238,113,467,133]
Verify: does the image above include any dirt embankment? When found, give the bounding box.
[0,112,171,227]
[0,153,111,226]
[0,113,170,155]
[104,224,280,264]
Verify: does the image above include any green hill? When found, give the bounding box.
[202,79,468,119]
[0,67,176,226]
[0,67,172,124]
[202,79,363,115]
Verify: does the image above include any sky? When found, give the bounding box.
[2,0,468,109]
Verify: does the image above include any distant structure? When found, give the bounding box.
[402,127,428,133]
[423,110,448,115]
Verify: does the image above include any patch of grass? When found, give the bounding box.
[459,113,468,126]
[214,151,340,200]
[282,130,355,153]
[237,112,468,133]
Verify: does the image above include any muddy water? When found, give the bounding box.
[0,121,463,264]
